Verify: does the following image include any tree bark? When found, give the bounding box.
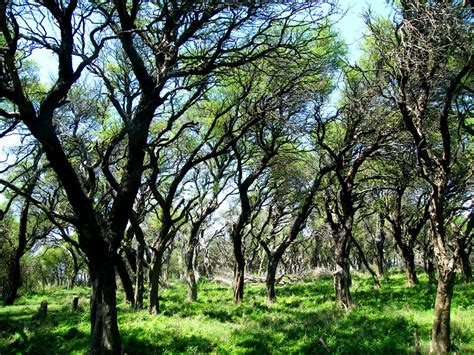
[89,257,121,354]
[4,194,32,305]
[233,260,245,304]
[401,246,419,286]
[68,267,80,290]
[458,239,472,283]
[334,238,353,309]
[430,271,455,353]
[148,250,164,314]
[375,213,386,278]
[185,223,201,301]
[134,242,145,310]
[351,235,380,288]
[115,254,134,306]
[67,248,81,290]
[423,241,437,284]
[4,252,22,305]
[265,257,279,303]
[185,246,198,301]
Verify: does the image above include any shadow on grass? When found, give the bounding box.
[0,306,89,354]
[122,327,215,353]
[232,306,414,354]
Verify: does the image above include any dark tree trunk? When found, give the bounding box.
[115,254,134,306]
[430,270,455,353]
[233,247,245,304]
[375,243,385,279]
[185,247,198,301]
[89,257,121,354]
[392,223,419,286]
[161,246,173,286]
[185,223,201,301]
[4,195,31,305]
[265,256,279,303]
[375,213,386,278]
[67,248,81,290]
[148,250,164,315]
[232,204,248,305]
[68,266,80,290]
[423,241,437,284]
[458,240,472,283]
[4,253,22,305]
[333,235,353,309]
[401,246,419,286]
[334,257,352,309]
[134,242,145,310]
[351,235,380,288]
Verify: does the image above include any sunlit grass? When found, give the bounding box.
[0,273,472,354]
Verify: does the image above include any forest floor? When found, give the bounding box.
[0,272,473,354]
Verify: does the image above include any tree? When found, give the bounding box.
[184,157,232,301]
[1,1,337,351]
[365,1,473,350]
[382,157,430,286]
[316,73,392,308]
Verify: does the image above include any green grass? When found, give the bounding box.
[0,274,473,354]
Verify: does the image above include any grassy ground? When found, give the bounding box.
[0,273,473,354]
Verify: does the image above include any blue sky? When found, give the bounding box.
[335,0,393,62]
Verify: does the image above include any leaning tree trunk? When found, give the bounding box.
[4,252,22,305]
[89,255,121,354]
[115,255,134,306]
[431,270,455,353]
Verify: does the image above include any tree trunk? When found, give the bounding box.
[134,242,144,310]
[115,254,134,306]
[375,213,386,278]
[375,245,385,279]
[161,247,173,286]
[185,245,198,301]
[4,253,21,305]
[233,261,245,304]
[5,193,31,305]
[185,223,201,301]
[333,258,352,309]
[334,238,352,309]
[430,271,455,353]
[351,235,380,288]
[148,251,164,314]
[423,242,437,284]
[401,247,419,286]
[68,266,80,290]
[89,258,121,354]
[265,256,279,303]
[232,216,246,304]
[458,240,472,283]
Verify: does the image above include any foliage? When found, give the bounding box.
[0,274,472,354]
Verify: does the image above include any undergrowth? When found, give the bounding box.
[0,273,472,354]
